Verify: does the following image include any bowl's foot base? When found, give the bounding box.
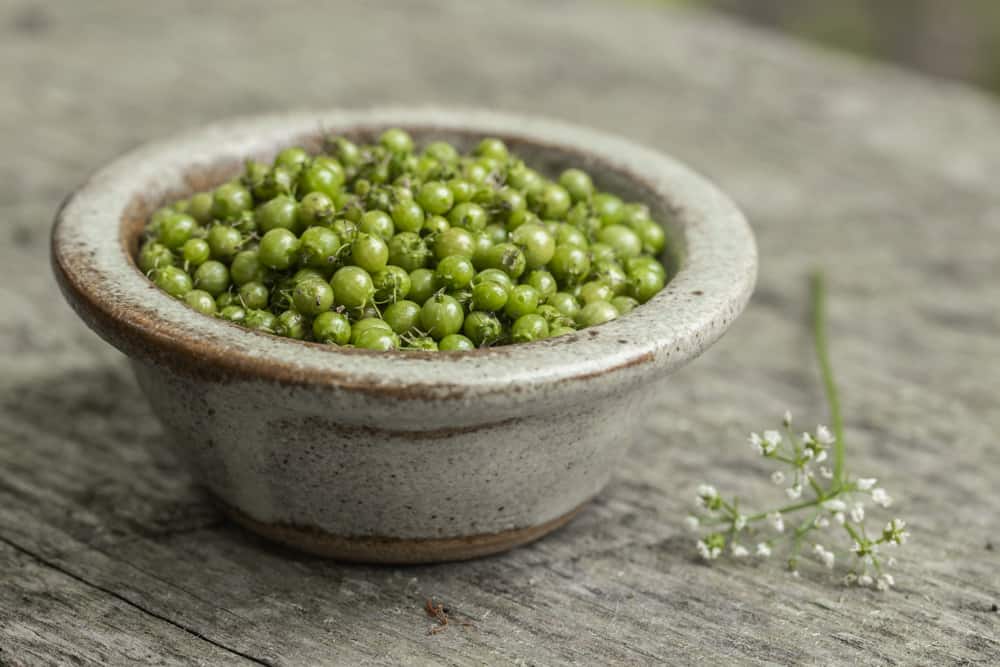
[220,501,587,564]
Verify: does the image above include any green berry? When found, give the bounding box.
[439,334,475,351]
[512,314,549,342]
[313,311,351,345]
[184,289,217,316]
[331,266,374,309]
[153,266,192,298]
[258,228,300,270]
[420,294,464,340]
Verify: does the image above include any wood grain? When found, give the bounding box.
[1,0,998,664]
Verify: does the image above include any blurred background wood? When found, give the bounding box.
[1,0,998,664]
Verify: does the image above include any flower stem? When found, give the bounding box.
[811,272,845,488]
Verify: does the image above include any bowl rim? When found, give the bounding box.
[51,107,756,399]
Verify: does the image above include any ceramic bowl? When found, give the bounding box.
[51,109,756,563]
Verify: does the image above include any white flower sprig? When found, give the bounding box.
[686,273,909,590]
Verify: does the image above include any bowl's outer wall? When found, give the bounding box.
[133,360,652,539]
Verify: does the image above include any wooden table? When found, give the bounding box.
[2,1,998,664]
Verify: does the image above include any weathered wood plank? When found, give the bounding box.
[1,0,999,664]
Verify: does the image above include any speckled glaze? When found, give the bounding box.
[51,109,757,563]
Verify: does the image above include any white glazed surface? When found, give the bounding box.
[53,109,757,542]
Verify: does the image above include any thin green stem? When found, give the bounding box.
[811,272,845,487]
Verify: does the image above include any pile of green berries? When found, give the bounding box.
[138,129,669,351]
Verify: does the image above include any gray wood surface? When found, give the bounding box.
[2,0,999,664]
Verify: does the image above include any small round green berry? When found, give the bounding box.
[510,223,556,269]
[207,224,243,261]
[435,255,476,290]
[330,219,358,244]
[577,300,619,328]
[387,232,430,272]
[372,265,412,304]
[483,223,508,245]
[258,228,300,270]
[558,169,594,203]
[475,137,509,161]
[184,289,217,316]
[220,305,247,322]
[193,260,230,296]
[230,249,267,286]
[331,266,374,310]
[256,195,299,233]
[525,270,557,297]
[625,256,667,282]
[611,295,640,315]
[405,336,439,351]
[633,218,666,255]
[590,260,629,296]
[350,233,389,273]
[546,292,581,319]
[292,278,334,315]
[416,181,454,216]
[378,128,414,154]
[537,183,571,219]
[420,293,464,340]
[548,245,591,287]
[482,243,526,279]
[244,309,278,332]
[359,210,395,241]
[186,192,214,224]
[434,227,475,259]
[555,223,589,249]
[355,328,399,350]
[439,334,475,351]
[424,141,459,163]
[238,281,270,310]
[298,162,345,199]
[511,314,549,343]
[579,281,615,305]
[463,311,503,347]
[253,166,296,201]
[182,238,211,266]
[447,178,475,204]
[274,146,310,172]
[390,199,425,233]
[211,183,253,221]
[153,266,193,298]
[471,268,514,291]
[549,324,577,338]
[299,226,341,270]
[592,193,625,226]
[470,281,509,312]
[448,202,488,232]
[350,318,393,344]
[328,137,361,166]
[159,213,199,249]
[422,215,450,237]
[312,311,351,345]
[598,224,643,260]
[407,268,439,305]
[507,165,543,194]
[589,242,618,265]
[138,241,175,273]
[504,284,540,320]
[275,310,306,339]
[627,267,666,304]
[383,299,422,335]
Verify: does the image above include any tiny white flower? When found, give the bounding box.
[801,432,815,445]
[813,544,835,569]
[763,430,782,447]
[815,449,828,463]
[748,432,764,455]
[875,574,894,591]
[802,448,814,460]
[816,425,835,445]
[783,410,792,427]
[755,543,772,557]
[771,470,786,485]
[696,540,711,560]
[850,503,865,523]
[696,484,719,508]
[769,511,785,533]
[872,488,893,508]
[883,518,909,544]
[856,477,877,491]
[791,570,800,578]
[834,512,846,525]
[820,466,834,479]
[886,557,897,567]
[814,516,830,528]
[734,514,747,531]
[684,515,700,531]
[823,499,847,512]
[858,574,873,587]
[785,484,803,500]
[731,544,749,558]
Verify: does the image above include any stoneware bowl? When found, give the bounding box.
[51,108,756,563]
